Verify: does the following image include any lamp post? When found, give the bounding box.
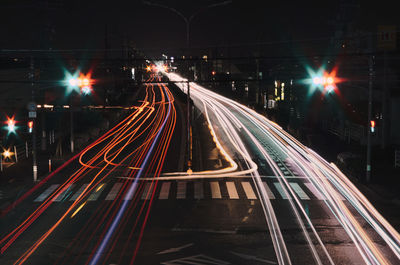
[142,0,232,48]
[143,1,231,173]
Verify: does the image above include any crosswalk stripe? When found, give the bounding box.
[226,182,239,199]
[274,182,289,199]
[39,181,328,203]
[141,183,152,200]
[53,184,75,202]
[262,181,276,199]
[159,182,171,200]
[88,183,106,201]
[304,183,325,200]
[241,182,257,199]
[34,184,60,202]
[105,183,123,201]
[290,183,310,200]
[176,182,186,199]
[194,182,204,199]
[210,181,221,199]
[70,184,89,201]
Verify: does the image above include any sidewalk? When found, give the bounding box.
[301,127,400,230]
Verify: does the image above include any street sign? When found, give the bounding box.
[377,25,397,51]
[28,111,37,118]
[27,102,37,111]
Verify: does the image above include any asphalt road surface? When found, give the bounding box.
[1,72,400,265]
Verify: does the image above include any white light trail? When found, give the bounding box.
[166,72,400,265]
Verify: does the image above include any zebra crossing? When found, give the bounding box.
[33,180,345,203]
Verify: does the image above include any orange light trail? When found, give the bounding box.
[0,74,177,265]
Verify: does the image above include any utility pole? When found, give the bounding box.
[30,57,38,182]
[366,55,374,183]
[70,99,74,153]
[381,51,388,149]
[187,80,192,173]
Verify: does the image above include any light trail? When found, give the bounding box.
[0,75,177,265]
[166,72,400,265]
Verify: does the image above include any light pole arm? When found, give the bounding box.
[143,0,232,47]
[142,1,189,24]
[188,0,232,23]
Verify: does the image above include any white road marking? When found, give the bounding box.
[241,182,257,199]
[289,183,310,200]
[161,254,230,265]
[88,184,106,201]
[157,243,194,255]
[105,183,123,201]
[176,181,186,199]
[226,182,239,199]
[273,182,289,199]
[159,182,171,200]
[141,182,152,200]
[53,184,75,202]
[194,182,204,199]
[262,181,276,199]
[210,181,221,199]
[70,184,89,201]
[230,251,277,264]
[34,184,60,202]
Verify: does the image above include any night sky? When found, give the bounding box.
[0,0,398,52]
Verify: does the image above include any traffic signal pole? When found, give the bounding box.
[366,55,374,183]
[30,57,38,182]
[70,105,74,153]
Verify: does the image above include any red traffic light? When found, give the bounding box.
[28,120,33,133]
[370,120,376,133]
[67,72,93,90]
[6,117,16,133]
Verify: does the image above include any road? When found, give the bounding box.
[1,71,400,265]
[0,75,178,264]
[158,72,400,265]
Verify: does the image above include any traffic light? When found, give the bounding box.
[370,120,376,133]
[81,86,92,95]
[6,117,16,134]
[65,71,94,95]
[28,120,33,133]
[306,66,343,96]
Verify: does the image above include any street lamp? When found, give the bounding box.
[142,0,232,48]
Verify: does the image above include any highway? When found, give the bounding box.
[165,72,400,265]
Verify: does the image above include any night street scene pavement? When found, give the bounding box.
[1,1,400,264]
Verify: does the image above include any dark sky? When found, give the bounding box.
[0,0,398,53]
